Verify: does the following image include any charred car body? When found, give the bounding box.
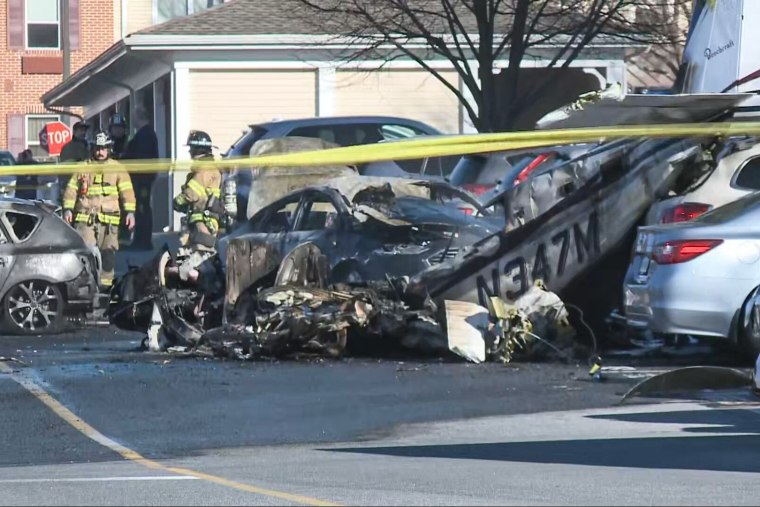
[110,175,502,354]
[219,175,502,286]
[109,93,757,361]
[0,198,98,335]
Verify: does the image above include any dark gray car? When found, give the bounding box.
[447,144,597,204]
[224,116,443,220]
[217,177,501,285]
[0,199,98,335]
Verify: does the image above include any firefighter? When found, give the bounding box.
[173,130,224,250]
[62,130,136,290]
[107,113,128,160]
[171,130,226,283]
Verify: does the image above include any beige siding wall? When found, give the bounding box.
[334,70,461,133]
[125,0,153,35]
[188,70,318,150]
[114,0,122,40]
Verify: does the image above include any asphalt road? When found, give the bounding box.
[2,327,760,505]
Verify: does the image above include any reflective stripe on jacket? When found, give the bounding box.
[62,159,136,222]
[173,162,222,228]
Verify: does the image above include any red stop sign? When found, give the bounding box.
[39,121,72,157]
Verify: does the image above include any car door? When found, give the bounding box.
[0,153,16,198]
[0,217,14,296]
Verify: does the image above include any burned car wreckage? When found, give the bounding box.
[109,176,541,362]
[109,93,755,363]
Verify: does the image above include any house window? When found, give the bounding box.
[26,114,60,159]
[155,0,224,24]
[26,0,60,49]
[191,0,223,13]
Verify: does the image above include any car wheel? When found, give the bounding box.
[274,243,328,288]
[740,287,760,361]
[2,280,65,335]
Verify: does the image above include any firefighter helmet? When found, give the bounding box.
[109,113,127,127]
[92,130,113,148]
[186,130,214,153]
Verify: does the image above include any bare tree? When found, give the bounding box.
[625,0,692,90]
[292,0,690,132]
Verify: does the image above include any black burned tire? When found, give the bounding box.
[2,280,65,335]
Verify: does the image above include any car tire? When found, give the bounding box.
[739,287,760,362]
[2,280,65,335]
[274,243,328,288]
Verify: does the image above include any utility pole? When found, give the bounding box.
[61,0,71,120]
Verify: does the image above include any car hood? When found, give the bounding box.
[361,196,501,234]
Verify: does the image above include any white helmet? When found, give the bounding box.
[92,130,113,148]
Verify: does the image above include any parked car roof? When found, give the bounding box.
[224,115,442,158]
[0,151,15,164]
[247,115,444,131]
[0,197,54,213]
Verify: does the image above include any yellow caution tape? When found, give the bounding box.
[2,122,760,177]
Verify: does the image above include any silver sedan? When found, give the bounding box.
[623,192,760,359]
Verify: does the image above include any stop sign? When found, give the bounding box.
[39,121,72,157]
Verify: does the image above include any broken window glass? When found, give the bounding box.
[295,199,339,231]
[257,196,300,233]
[5,212,39,241]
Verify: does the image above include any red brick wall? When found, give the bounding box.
[0,0,116,157]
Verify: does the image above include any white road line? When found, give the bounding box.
[0,476,200,484]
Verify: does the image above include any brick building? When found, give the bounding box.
[41,0,639,232]
[2,0,222,161]
[1,0,120,160]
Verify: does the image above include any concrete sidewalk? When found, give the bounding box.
[115,232,181,277]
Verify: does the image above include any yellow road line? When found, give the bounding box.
[165,467,340,506]
[0,361,340,507]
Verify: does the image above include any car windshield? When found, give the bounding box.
[227,126,269,156]
[0,152,15,165]
[693,191,760,224]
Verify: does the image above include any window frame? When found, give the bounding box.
[253,193,303,233]
[25,0,60,50]
[25,114,61,159]
[153,0,223,24]
[1,211,40,244]
[292,192,343,232]
[731,156,760,191]
[0,219,9,246]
